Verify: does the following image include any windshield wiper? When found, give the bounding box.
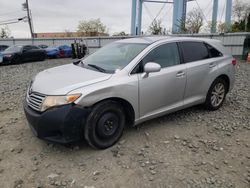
[87,64,106,73]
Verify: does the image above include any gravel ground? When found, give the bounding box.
[0,58,249,188]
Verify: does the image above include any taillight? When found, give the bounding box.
[232,58,237,66]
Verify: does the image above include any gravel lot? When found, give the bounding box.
[0,58,249,188]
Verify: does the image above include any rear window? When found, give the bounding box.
[205,43,223,58]
[180,41,210,63]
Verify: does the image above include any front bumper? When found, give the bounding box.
[23,102,90,144]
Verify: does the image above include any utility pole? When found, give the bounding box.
[211,0,218,33]
[23,0,34,38]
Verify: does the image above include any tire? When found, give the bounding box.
[39,53,46,61]
[11,55,21,64]
[84,100,125,149]
[205,78,228,111]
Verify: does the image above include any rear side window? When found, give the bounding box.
[180,41,209,63]
[205,43,223,58]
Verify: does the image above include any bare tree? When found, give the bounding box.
[148,20,163,35]
[77,18,107,36]
[185,8,204,34]
[233,0,249,22]
[64,29,74,37]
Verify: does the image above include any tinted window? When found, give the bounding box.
[23,46,32,51]
[5,45,22,52]
[31,46,39,49]
[205,43,222,58]
[180,42,209,63]
[142,42,180,68]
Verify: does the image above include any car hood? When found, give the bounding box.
[46,48,58,52]
[31,64,112,95]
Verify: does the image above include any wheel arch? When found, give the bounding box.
[92,97,135,127]
[215,74,230,93]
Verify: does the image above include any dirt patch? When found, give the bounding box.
[0,59,249,188]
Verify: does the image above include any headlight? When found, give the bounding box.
[41,94,81,112]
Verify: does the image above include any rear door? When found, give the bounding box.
[137,42,187,119]
[23,45,41,61]
[179,41,219,106]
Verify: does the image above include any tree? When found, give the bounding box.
[232,0,250,32]
[0,26,11,38]
[217,22,225,33]
[233,0,249,22]
[176,17,188,34]
[185,8,204,33]
[77,18,108,36]
[112,31,128,36]
[64,29,74,37]
[148,20,163,35]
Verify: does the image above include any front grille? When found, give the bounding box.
[26,92,46,112]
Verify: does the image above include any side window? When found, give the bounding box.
[205,43,223,58]
[180,42,209,63]
[30,46,39,50]
[23,46,31,51]
[142,42,180,69]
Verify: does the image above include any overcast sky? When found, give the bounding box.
[0,0,239,38]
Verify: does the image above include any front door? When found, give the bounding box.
[138,42,186,119]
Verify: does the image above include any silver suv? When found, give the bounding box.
[24,37,236,149]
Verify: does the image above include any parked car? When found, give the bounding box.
[0,45,9,52]
[1,45,46,64]
[0,53,3,63]
[58,45,72,58]
[45,47,60,58]
[24,37,236,149]
[45,45,72,58]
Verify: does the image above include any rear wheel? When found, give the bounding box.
[84,101,125,149]
[205,78,227,111]
[39,53,46,61]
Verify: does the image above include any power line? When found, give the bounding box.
[0,17,27,26]
[194,0,211,33]
[143,3,155,20]
[0,10,23,17]
[153,3,167,21]
[219,1,226,22]
[0,16,27,23]
[195,0,209,24]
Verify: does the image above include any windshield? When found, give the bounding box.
[5,45,22,53]
[81,42,148,73]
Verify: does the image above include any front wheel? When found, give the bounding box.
[205,78,227,111]
[84,101,125,149]
[11,55,22,64]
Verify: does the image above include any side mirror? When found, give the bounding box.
[143,62,161,77]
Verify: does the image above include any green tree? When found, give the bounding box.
[0,26,11,38]
[148,20,163,35]
[77,18,108,36]
[112,31,128,36]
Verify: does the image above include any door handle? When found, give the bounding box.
[209,63,216,68]
[176,71,185,77]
